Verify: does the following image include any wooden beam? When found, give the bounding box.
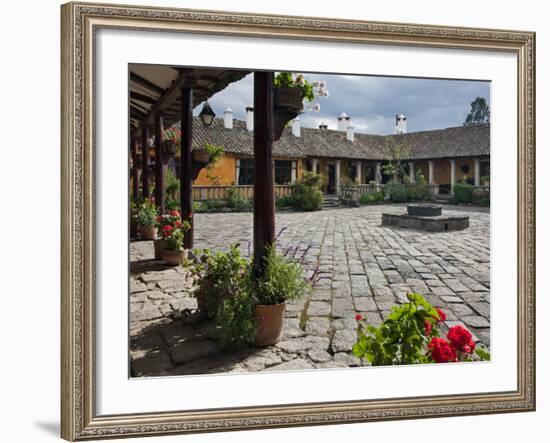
[180,86,194,250]
[141,125,150,198]
[131,136,139,203]
[144,73,196,125]
[154,113,165,214]
[253,71,275,274]
[130,105,147,119]
[130,91,158,105]
[130,72,165,95]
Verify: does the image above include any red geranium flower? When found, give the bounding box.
[435,308,446,323]
[174,220,182,228]
[424,319,432,335]
[162,225,173,236]
[355,313,363,321]
[428,337,457,363]
[447,325,476,354]
[170,210,180,217]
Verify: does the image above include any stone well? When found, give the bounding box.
[382,203,469,232]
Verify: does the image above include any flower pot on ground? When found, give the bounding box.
[154,210,188,259]
[153,238,165,260]
[254,302,287,346]
[160,223,189,267]
[139,225,156,240]
[135,197,158,240]
[161,248,185,266]
[253,246,311,346]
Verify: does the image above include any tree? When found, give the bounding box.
[381,138,411,182]
[464,97,490,126]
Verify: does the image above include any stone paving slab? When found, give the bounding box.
[129,204,490,377]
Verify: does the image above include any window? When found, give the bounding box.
[274,160,294,185]
[237,158,254,185]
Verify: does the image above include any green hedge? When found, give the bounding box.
[360,191,384,205]
[453,182,474,204]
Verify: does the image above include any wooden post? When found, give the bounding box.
[154,113,165,214]
[131,136,139,203]
[180,86,194,249]
[141,125,150,198]
[253,71,275,274]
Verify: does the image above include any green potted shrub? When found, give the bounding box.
[253,246,311,346]
[136,197,158,240]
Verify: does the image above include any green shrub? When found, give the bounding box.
[254,246,311,305]
[216,289,255,350]
[472,187,490,206]
[226,188,252,210]
[407,183,433,201]
[190,245,255,349]
[385,180,408,203]
[359,191,384,205]
[454,182,474,204]
[276,195,296,208]
[291,172,323,211]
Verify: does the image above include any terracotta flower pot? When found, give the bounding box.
[254,302,287,347]
[153,238,166,260]
[139,225,156,240]
[162,248,185,266]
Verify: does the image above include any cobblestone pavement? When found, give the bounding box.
[130,204,490,377]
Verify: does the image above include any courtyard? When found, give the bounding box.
[130,203,490,377]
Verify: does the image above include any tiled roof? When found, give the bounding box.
[176,118,489,161]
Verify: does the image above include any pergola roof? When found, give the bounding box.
[129,64,250,129]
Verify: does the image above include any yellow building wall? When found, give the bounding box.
[193,155,237,186]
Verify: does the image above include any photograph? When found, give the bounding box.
[128,65,492,377]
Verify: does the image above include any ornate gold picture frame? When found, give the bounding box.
[61,1,535,440]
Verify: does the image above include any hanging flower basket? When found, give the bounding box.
[162,140,177,159]
[273,87,304,141]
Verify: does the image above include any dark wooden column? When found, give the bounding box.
[141,125,150,199]
[253,71,275,273]
[131,136,139,203]
[154,113,165,214]
[180,86,194,249]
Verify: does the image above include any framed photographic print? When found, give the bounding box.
[61,1,536,440]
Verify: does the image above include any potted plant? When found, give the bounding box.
[192,142,225,180]
[161,225,187,266]
[189,244,249,320]
[273,73,327,140]
[154,210,185,259]
[253,246,311,346]
[135,197,157,240]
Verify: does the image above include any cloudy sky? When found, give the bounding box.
[193,72,490,135]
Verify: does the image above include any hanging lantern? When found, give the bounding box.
[199,101,216,127]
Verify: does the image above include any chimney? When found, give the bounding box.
[346,126,355,142]
[223,107,233,129]
[292,117,301,137]
[245,106,254,132]
[319,122,328,130]
[337,112,351,131]
[395,114,407,134]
